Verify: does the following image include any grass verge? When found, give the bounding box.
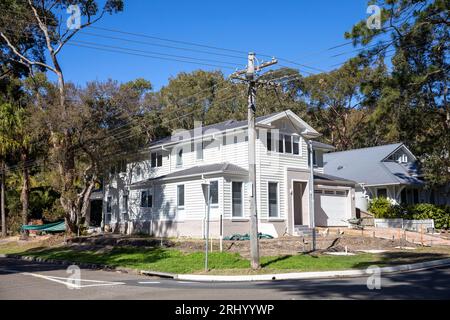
[2,241,449,274]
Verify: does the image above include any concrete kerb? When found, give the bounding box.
[175,258,450,282]
[3,254,450,282]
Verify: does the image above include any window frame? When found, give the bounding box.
[157,153,163,167]
[106,196,112,213]
[209,180,219,207]
[177,184,185,209]
[140,189,153,208]
[278,134,284,153]
[313,150,318,166]
[293,135,300,155]
[268,182,280,218]
[231,181,244,218]
[176,148,183,167]
[270,132,301,156]
[266,131,272,151]
[284,135,292,154]
[122,194,128,214]
[151,151,163,168]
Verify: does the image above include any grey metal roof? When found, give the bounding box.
[324,143,424,186]
[312,141,335,151]
[149,112,278,148]
[382,162,423,185]
[130,162,248,188]
[314,172,356,186]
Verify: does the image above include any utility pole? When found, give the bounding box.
[1,161,6,237]
[230,53,277,269]
[308,140,316,251]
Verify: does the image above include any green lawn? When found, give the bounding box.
[2,240,449,274]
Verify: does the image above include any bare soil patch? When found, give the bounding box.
[61,233,419,258]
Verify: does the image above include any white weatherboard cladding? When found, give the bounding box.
[127,178,224,222]
[257,125,308,220]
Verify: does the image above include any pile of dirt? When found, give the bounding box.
[68,234,175,248]
[324,235,418,253]
[174,236,339,257]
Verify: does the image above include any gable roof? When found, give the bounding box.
[149,110,320,149]
[323,143,424,186]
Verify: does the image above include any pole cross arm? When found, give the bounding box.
[255,59,278,72]
[229,74,248,82]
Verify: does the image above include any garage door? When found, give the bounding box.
[314,189,348,226]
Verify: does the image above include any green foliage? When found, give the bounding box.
[345,0,450,187]
[29,187,62,221]
[368,197,402,218]
[369,199,450,230]
[408,204,450,230]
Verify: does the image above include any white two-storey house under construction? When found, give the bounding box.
[101,110,356,238]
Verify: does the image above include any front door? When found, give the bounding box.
[293,181,305,225]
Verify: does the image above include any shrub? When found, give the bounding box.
[409,204,449,230]
[368,198,450,230]
[368,197,401,218]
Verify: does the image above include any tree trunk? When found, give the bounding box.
[81,179,97,228]
[1,161,6,238]
[19,152,30,240]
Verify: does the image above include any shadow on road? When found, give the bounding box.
[254,265,450,299]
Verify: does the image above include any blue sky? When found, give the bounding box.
[54,0,370,90]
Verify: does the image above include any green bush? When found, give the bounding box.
[368,197,402,218]
[369,199,450,230]
[409,204,449,230]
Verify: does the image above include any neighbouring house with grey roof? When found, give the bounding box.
[323,143,436,211]
[100,110,356,238]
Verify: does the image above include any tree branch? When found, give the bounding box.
[0,32,57,73]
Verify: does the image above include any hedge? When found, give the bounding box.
[368,198,450,229]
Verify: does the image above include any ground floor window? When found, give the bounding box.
[106,196,112,213]
[122,195,128,213]
[105,196,112,223]
[209,180,219,206]
[140,190,152,208]
[268,182,279,217]
[232,181,243,217]
[177,184,185,208]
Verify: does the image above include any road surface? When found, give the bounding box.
[1,257,449,299]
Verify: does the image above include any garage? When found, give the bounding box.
[314,188,350,226]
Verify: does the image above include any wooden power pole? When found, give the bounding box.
[230,53,277,269]
[1,161,6,237]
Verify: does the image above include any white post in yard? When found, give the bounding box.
[202,182,211,271]
[219,214,223,252]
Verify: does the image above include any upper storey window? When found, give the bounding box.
[267,131,301,155]
[151,152,163,168]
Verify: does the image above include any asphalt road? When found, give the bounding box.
[1,257,450,300]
